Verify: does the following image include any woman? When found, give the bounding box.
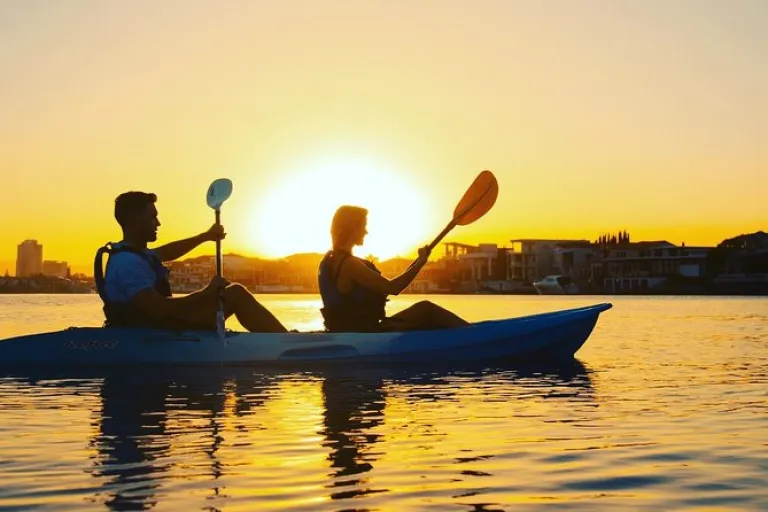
[318,205,469,332]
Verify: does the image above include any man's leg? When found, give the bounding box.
[223,284,287,333]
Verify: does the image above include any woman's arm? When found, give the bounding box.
[345,248,429,296]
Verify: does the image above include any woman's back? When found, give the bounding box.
[317,251,387,332]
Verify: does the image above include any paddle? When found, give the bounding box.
[206,178,233,345]
[426,170,499,253]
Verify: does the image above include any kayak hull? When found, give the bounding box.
[0,303,612,366]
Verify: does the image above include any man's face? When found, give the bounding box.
[133,203,160,242]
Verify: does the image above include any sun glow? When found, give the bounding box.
[249,158,435,260]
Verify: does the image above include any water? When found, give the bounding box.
[0,295,766,511]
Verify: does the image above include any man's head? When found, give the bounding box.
[114,191,160,243]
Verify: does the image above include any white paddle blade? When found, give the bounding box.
[206,178,233,209]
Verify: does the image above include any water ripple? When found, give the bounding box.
[1,295,767,510]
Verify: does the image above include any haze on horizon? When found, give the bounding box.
[1,0,766,275]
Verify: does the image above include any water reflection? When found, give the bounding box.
[94,372,172,510]
[90,368,280,510]
[2,361,594,511]
[320,368,389,502]
[316,361,593,507]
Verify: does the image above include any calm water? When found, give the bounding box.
[0,294,766,511]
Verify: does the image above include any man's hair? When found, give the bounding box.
[331,205,368,248]
[114,191,157,228]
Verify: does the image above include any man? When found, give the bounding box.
[94,191,287,333]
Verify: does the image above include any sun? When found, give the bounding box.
[248,158,436,260]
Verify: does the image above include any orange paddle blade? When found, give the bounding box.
[453,170,498,226]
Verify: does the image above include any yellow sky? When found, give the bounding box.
[1,0,766,274]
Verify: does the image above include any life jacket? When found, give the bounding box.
[94,242,172,328]
[318,250,388,332]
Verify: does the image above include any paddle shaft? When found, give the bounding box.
[215,209,223,278]
[427,220,458,253]
[215,208,225,343]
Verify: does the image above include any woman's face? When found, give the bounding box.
[354,217,368,246]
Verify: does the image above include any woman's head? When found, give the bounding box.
[331,205,368,249]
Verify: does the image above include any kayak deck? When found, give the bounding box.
[0,303,612,366]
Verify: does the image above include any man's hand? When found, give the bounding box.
[201,224,226,242]
[203,276,229,296]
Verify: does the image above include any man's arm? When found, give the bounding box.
[131,281,221,324]
[154,225,224,262]
[109,255,221,324]
[154,233,206,262]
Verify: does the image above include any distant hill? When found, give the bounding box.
[284,252,325,266]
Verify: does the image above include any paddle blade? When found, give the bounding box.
[206,178,233,209]
[453,170,498,226]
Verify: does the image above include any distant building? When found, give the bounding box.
[16,240,43,277]
[42,260,70,278]
[437,242,516,293]
[443,242,507,281]
[509,239,591,282]
[552,241,597,284]
[596,240,711,293]
[506,235,716,293]
[167,258,215,293]
[718,230,768,251]
[166,253,317,294]
[710,231,768,294]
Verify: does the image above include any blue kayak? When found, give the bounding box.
[0,303,612,366]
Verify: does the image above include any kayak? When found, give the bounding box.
[0,303,612,366]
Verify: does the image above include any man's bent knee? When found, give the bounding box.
[224,283,251,304]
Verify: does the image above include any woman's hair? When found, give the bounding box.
[331,205,368,248]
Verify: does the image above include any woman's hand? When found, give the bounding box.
[417,245,431,265]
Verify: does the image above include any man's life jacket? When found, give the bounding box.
[93,242,172,328]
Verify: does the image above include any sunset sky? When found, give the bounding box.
[1,0,766,274]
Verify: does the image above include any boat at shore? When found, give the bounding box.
[0,303,612,366]
[533,275,580,295]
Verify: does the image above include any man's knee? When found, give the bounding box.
[224,283,250,303]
